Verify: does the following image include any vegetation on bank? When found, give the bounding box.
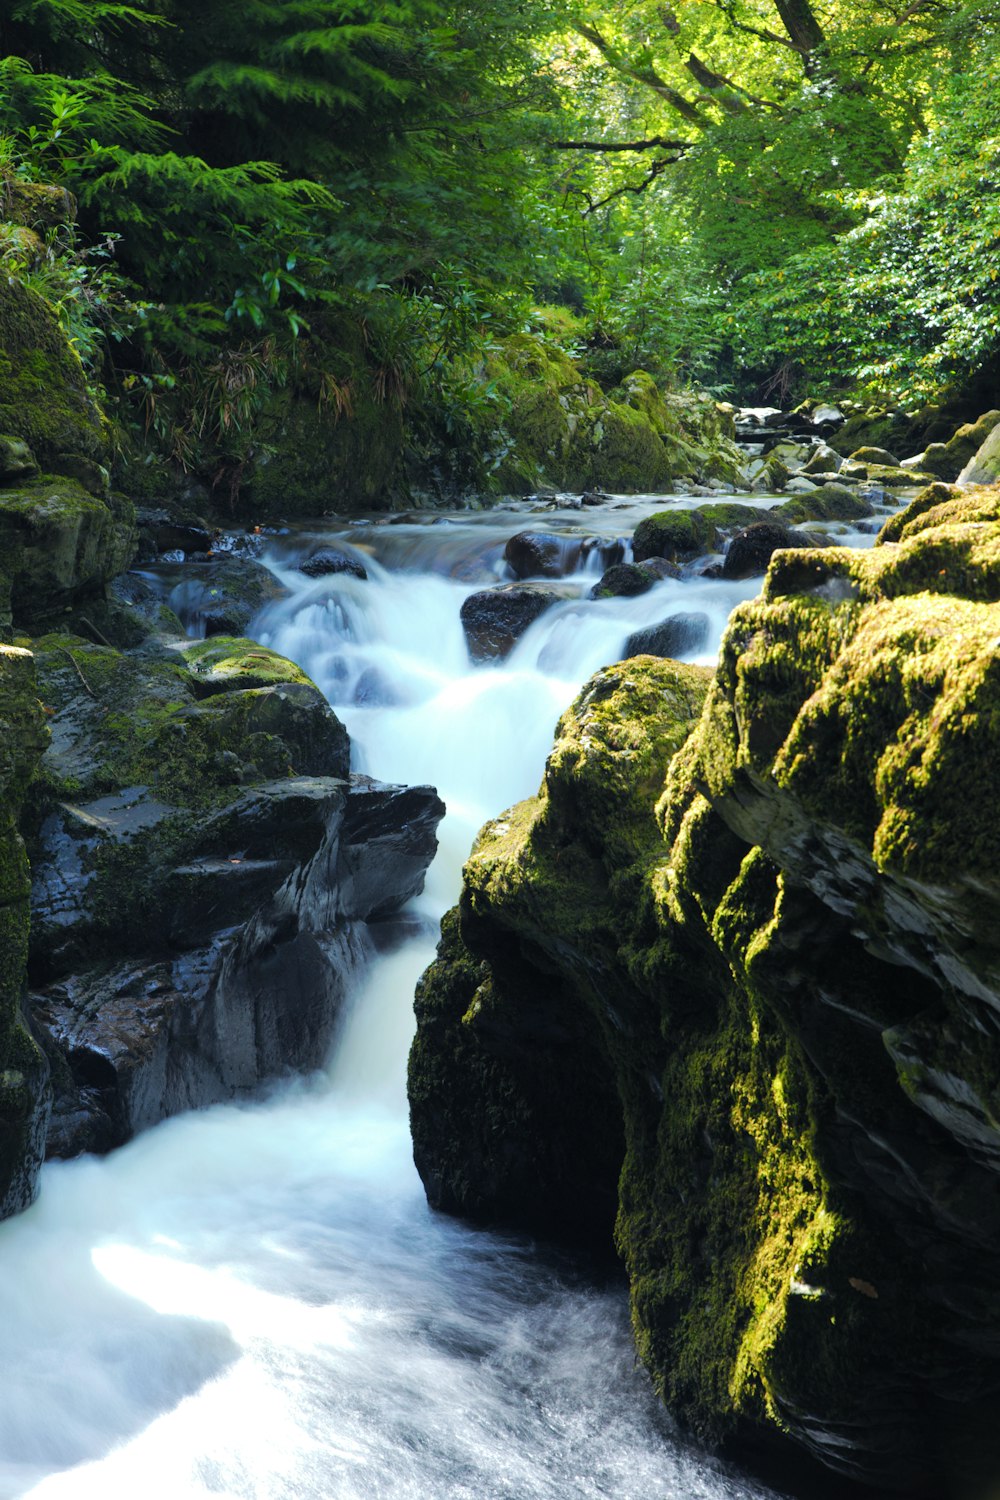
[0,0,998,507]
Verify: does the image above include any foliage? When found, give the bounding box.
[726,35,1000,402]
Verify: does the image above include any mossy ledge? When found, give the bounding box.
[0,646,51,1216]
[408,483,1000,1498]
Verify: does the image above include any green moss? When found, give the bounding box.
[31,634,325,810]
[0,645,49,1215]
[0,276,106,466]
[181,637,316,694]
[410,485,1000,1484]
[0,478,136,629]
[633,508,714,563]
[774,483,873,524]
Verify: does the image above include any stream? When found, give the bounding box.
[0,493,886,1500]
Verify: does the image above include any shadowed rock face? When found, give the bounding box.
[21,628,443,1161]
[0,647,51,1217]
[408,484,1000,1498]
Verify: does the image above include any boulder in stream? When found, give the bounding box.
[623,613,709,660]
[409,483,1000,1496]
[722,521,809,579]
[461,583,572,662]
[504,530,623,580]
[23,621,444,1158]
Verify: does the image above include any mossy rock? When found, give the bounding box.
[249,386,406,516]
[472,339,745,496]
[409,658,712,1244]
[181,637,317,696]
[410,481,1000,1492]
[922,410,1000,481]
[4,182,76,230]
[0,479,136,630]
[774,483,873,524]
[633,507,714,563]
[0,646,50,1218]
[958,421,1000,486]
[0,276,106,468]
[26,631,350,976]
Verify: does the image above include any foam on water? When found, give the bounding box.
[0,494,887,1500]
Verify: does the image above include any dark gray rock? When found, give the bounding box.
[299,546,368,581]
[165,556,286,637]
[24,629,443,1160]
[624,612,710,660]
[504,530,624,580]
[590,564,653,600]
[722,522,809,579]
[461,584,571,662]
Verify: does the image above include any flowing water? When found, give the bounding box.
[0,494,886,1500]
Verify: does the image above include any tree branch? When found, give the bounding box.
[582,155,687,213]
[772,0,826,54]
[554,135,693,152]
[573,22,710,127]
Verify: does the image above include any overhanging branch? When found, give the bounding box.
[554,135,693,153]
[582,154,687,213]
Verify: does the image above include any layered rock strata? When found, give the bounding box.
[409,484,1000,1497]
[24,629,444,1158]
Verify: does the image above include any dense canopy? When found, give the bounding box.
[1,0,998,486]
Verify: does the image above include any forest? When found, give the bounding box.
[5,6,1000,1498]
[2,0,999,504]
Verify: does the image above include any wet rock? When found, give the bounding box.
[504,530,623,580]
[637,557,683,582]
[166,556,286,637]
[136,506,216,559]
[722,521,809,579]
[409,484,1000,1495]
[299,546,368,581]
[24,630,443,1158]
[590,564,654,600]
[353,665,397,706]
[623,612,709,660]
[632,509,713,564]
[461,583,570,662]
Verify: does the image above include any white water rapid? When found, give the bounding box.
[0,495,884,1500]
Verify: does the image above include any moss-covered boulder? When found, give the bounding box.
[410,658,712,1243]
[0,277,106,469]
[409,484,1000,1496]
[922,409,1000,481]
[633,507,714,563]
[0,646,50,1217]
[26,631,349,972]
[958,420,1000,485]
[0,479,136,631]
[24,617,442,1160]
[472,337,745,496]
[773,482,873,524]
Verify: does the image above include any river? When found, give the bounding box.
[0,493,883,1500]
